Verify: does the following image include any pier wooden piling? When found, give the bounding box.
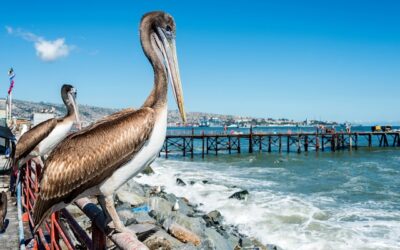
[161,131,400,158]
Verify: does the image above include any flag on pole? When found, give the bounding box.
[8,68,15,95]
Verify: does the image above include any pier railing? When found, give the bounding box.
[161,130,400,158]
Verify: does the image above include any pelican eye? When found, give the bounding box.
[166,25,172,32]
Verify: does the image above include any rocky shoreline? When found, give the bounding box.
[67,166,282,250]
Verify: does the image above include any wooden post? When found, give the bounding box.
[215,136,218,155]
[321,135,325,151]
[202,132,205,158]
[398,133,400,147]
[355,133,358,150]
[191,129,194,158]
[238,136,241,154]
[304,135,308,152]
[384,134,389,147]
[228,136,232,154]
[259,136,263,152]
[297,135,301,154]
[368,134,372,147]
[278,135,282,153]
[206,137,209,155]
[331,135,335,152]
[268,136,272,152]
[165,140,168,158]
[183,138,186,157]
[249,126,253,153]
[287,136,290,153]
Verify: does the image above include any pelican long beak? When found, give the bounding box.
[68,91,81,130]
[156,27,186,123]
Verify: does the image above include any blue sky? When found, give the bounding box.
[1,1,399,123]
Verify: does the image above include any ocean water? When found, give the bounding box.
[135,148,400,250]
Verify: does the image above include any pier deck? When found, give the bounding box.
[161,130,400,158]
[0,175,19,250]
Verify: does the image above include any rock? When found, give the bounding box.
[159,195,194,216]
[189,181,196,185]
[266,244,284,250]
[115,190,146,207]
[148,197,174,223]
[117,208,156,226]
[123,180,146,196]
[162,214,206,238]
[202,180,209,184]
[143,229,184,250]
[132,212,157,225]
[142,165,155,175]
[203,210,223,227]
[229,190,249,200]
[162,193,178,204]
[127,223,157,234]
[167,223,201,246]
[239,237,253,248]
[203,227,237,250]
[176,178,186,186]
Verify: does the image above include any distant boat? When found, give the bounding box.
[227,124,239,128]
[199,120,210,127]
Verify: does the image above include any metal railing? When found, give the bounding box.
[19,159,100,249]
[18,159,148,250]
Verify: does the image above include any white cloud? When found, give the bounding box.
[5,26,73,62]
[5,26,13,34]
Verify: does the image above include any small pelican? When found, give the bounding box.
[32,11,186,233]
[172,199,180,211]
[14,84,80,168]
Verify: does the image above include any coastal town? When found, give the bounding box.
[9,99,340,130]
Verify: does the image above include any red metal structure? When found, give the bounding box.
[20,159,104,250]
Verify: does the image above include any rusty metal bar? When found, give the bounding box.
[74,198,149,250]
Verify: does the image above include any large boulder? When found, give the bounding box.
[143,229,184,250]
[122,180,147,196]
[162,214,207,239]
[229,190,249,200]
[160,194,194,216]
[115,190,146,207]
[176,178,187,186]
[203,227,239,250]
[166,223,201,246]
[203,210,223,227]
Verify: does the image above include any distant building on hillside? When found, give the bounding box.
[0,98,7,127]
[32,113,55,126]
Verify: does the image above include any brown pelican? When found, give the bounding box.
[14,84,80,168]
[33,11,186,233]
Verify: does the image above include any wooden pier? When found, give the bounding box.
[160,129,400,158]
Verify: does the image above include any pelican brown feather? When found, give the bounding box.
[32,11,186,233]
[13,84,80,167]
[33,107,154,228]
[15,118,57,162]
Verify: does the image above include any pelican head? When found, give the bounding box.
[142,12,186,123]
[61,84,80,128]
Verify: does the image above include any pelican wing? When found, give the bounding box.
[33,107,155,227]
[75,108,136,135]
[15,118,57,161]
